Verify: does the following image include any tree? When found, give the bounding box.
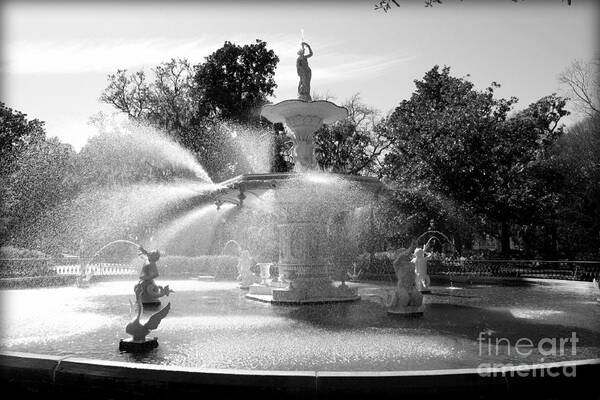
[0,104,49,243]
[559,59,599,118]
[100,40,280,181]
[381,65,568,255]
[551,115,600,258]
[194,40,279,122]
[493,94,569,256]
[2,136,77,250]
[0,103,46,175]
[100,58,197,134]
[314,93,391,176]
[374,0,572,12]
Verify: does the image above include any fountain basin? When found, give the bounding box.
[1,278,599,398]
[1,278,598,369]
[2,351,598,399]
[261,99,348,125]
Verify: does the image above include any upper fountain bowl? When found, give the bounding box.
[261,99,348,124]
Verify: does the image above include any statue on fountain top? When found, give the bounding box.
[296,42,313,101]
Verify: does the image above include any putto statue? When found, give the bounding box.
[237,245,259,289]
[413,240,433,293]
[135,246,173,306]
[296,42,313,101]
[386,244,424,317]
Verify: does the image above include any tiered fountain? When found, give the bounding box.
[212,41,384,304]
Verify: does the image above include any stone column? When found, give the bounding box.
[284,115,323,170]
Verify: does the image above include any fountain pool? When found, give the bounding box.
[2,278,598,371]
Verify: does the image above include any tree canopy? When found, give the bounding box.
[194,40,279,121]
[374,0,572,12]
[100,40,280,181]
[380,65,569,254]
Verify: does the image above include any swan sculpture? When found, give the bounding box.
[120,285,171,351]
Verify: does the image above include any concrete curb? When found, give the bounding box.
[2,351,598,399]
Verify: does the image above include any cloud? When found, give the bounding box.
[274,52,417,86]
[4,34,414,84]
[3,37,216,74]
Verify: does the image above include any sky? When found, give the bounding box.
[1,0,598,151]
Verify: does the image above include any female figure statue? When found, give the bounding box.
[296,42,313,101]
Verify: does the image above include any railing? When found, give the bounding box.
[2,257,599,283]
[427,259,600,282]
[0,258,138,279]
[51,263,138,276]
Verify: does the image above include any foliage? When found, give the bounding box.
[4,137,77,232]
[0,245,48,259]
[100,41,280,181]
[551,115,600,258]
[314,93,391,176]
[0,103,46,175]
[270,124,294,172]
[194,40,279,122]
[559,59,599,118]
[0,105,78,247]
[374,0,572,12]
[78,115,199,187]
[371,187,478,253]
[100,59,196,134]
[381,65,569,255]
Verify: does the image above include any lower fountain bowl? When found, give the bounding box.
[1,278,599,399]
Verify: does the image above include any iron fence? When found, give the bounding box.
[427,259,600,282]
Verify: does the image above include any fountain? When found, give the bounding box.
[211,41,384,304]
[2,36,599,400]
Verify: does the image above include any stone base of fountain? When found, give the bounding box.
[247,283,272,295]
[387,306,424,317]
[246,282,359,304]
[119,337,159,352]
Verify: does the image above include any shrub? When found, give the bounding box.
[0,245,48,259]
[356,255,395,280]
[0,246,52,278]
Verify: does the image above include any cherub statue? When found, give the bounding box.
[135,246,173,305]
[385,242,423,315]
[412,239,433,293]
[237,245,259,289]
[296,42,313,101]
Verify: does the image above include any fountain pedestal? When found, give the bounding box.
[246,195,358,304]
[243,99,360,304]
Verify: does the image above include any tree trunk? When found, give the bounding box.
[500,222,511,255]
